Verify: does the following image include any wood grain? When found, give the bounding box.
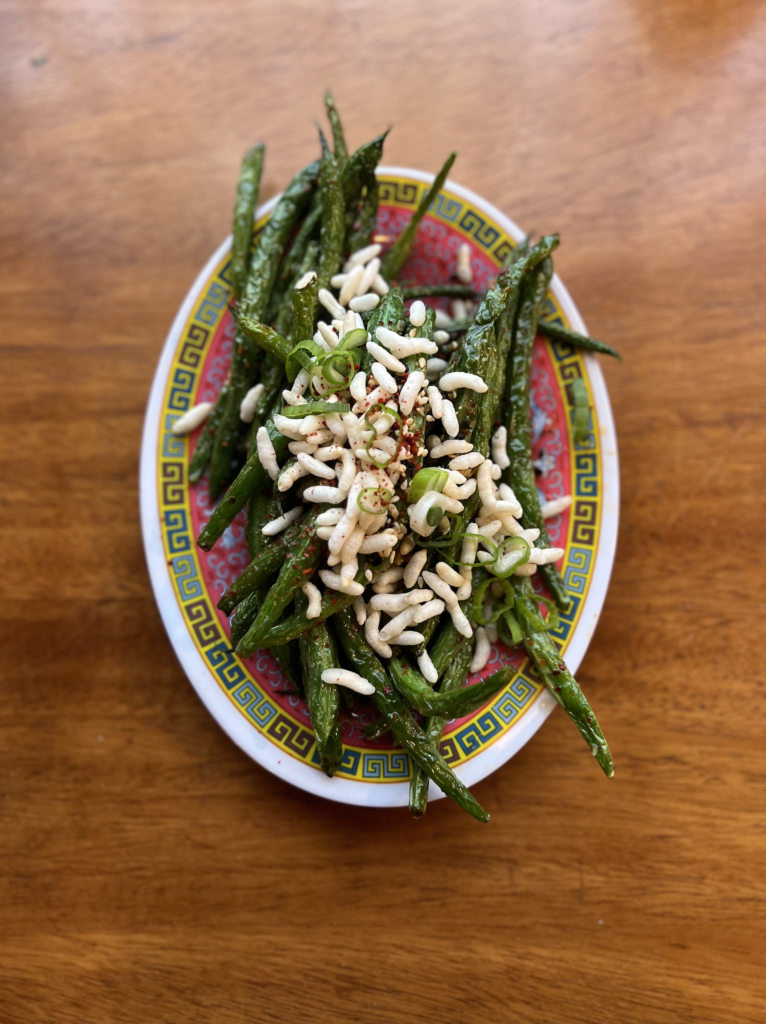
[2,1,766,1020]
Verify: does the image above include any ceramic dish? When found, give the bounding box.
[140,167,619,808]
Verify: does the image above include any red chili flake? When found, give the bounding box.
[302,568,313,575]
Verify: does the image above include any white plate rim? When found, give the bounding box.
[140,166,619,809]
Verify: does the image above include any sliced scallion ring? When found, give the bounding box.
[285,338,324,382]
[336,327,368,351]
[514,596,547,635]
[357,486,393,515]
[501,609,523,645]
[426,505,445,528]
[472,577,515,626]
[406,467,449,503]
[320,351,354,386]
[491,536,530,578]
[538,596,560,631]
[364,402,403,470]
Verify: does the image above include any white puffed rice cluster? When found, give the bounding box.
[244,242,571,688]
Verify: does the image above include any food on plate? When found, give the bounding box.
[172,92,620,820]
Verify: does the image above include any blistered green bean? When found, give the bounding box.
[381,152,456,282]
[324,90,349,172]
[231,144,265,302]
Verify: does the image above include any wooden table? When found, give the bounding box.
[2,2,765,1020]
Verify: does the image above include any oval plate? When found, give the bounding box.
[140,167,619,808]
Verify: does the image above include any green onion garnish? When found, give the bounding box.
[306,400,350,415]
[502,609,523,645]
[406,467,449,503]
[538,596,560,631]
[320,351,354,386]
[514,595,548,635]
[336,327,368,351]
[357,486,393,515]
[491,536,530,578]
[285,338,324,382]
[279,399,350,419]
[472,577,516,626]
[364,403,403,469]
[426,505,444,528]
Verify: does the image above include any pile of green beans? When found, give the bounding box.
[183,94,619,822]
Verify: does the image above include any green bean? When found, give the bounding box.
[231,309,291,362]
[324,90,348,172]
[188,375,229,483]
[388,655,512,718]
[431,236,560,565]
[274,239,320,340]
[429,606,474,679]
[231,144,265,302]
[505,235,531,265]
[244,487,281,561]
[512,576,613,777]
[231,612,302,701]
[197,418,291,552]
[538,318,622,359]
[317,132,345,292]
[292,271,317,342]
[409,638,473,817]
[286,195,323,278]
[369,286,406,334]
[334,608,489,822]
[346,169,379,253]
[504,257,570,610]
[257,560,388,647]
[267,196,322,325]
[298,618,343,776]
[341,128,385,251]
[454,235,559,434]
[209,159,320,497]
[241,159,321,319]
[429,304,503,563]
[230,588,263,650]
[363,717,391,741]
[248,361,285,444]
[342,132,388,217]
[271,640,303,694]
[235,507,325,656]
[208,332,260,498]
[401,283,476,300]
[217,524,298,614]
[380,151,456,282]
